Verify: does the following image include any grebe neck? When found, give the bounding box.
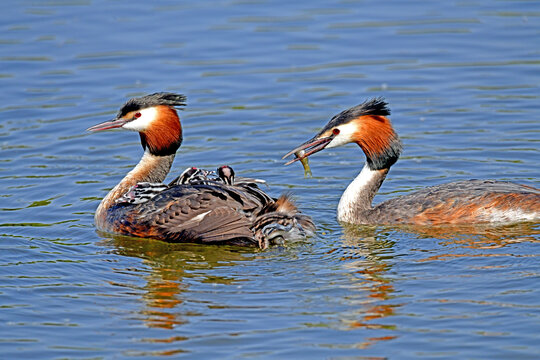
[95,151,175,227]
[337,163,389,223]
[336,120,401,223]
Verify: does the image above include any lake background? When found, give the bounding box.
[1,0,539,358]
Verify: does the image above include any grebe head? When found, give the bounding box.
[283,98,402,170]
[87,92,187,156]
[218,165,235,185]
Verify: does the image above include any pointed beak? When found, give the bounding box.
[86,117,128,132]
[282,134,335,165]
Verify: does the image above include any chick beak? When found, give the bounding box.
[282,134,334,165]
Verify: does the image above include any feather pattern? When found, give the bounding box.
[105,166,314,247]
[370,180,540,225]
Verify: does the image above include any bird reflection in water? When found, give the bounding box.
[330,221,539,349]
[326,226,400,349]
[399,222,540,261]
[97,221,539,353]
[100,233,250,355]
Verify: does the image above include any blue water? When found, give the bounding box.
[1,0,539,358]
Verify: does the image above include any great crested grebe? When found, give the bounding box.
[88,92,314,248]
[283,98,540,225]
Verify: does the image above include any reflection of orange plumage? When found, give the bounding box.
[336,250,398,336]
[363,304,395,321]
[285,98,540,225]
[143,277,184,329]
[109,236,253,335]
[148,281,182,308]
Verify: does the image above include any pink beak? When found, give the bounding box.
[86,117,128,132]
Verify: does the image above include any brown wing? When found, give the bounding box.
[106,182,314,248]
[135,184,260,245]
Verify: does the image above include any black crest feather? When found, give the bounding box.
[117,92,187,118]
[321,97,390,132]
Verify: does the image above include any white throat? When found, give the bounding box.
[337,163,387,223]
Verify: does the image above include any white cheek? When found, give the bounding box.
[326,122,356,149]
[122,107,157,131]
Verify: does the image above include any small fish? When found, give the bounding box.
[295,150,312,178]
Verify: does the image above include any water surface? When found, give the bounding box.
[1,0,539,358]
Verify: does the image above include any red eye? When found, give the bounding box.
[332,128,340,135]
[134,112,141,118]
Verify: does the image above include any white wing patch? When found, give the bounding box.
[180,210,212,228]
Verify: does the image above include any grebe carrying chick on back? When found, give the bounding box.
[283,98,540,225]
[88,92,314,249]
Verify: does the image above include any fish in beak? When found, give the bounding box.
[282,133,336,166]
